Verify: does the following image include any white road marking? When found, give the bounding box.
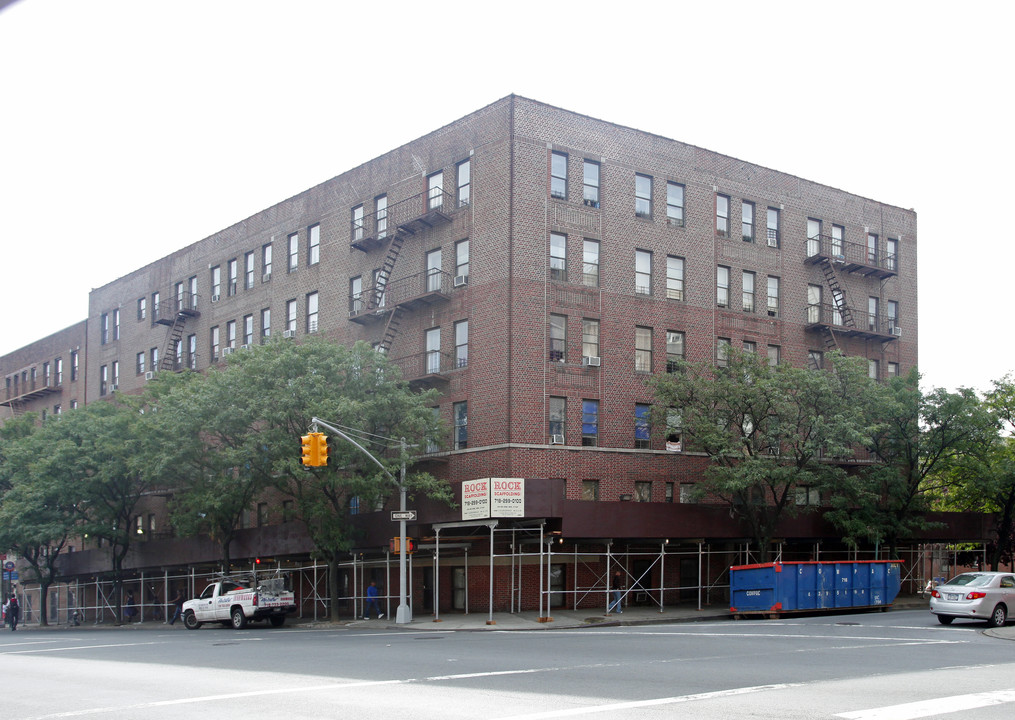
[836,689,1015,719]
[493,683,805,719]
[1,641,165,655]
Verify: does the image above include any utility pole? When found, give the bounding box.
[310,417,412,624]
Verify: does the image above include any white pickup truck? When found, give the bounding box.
[182,575,296,630]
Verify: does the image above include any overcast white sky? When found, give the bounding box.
[1,0,1011,394]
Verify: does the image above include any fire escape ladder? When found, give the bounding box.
[820,258,855,328]
[159,312,188,371]
[9,398,24,417]
[379,306,404,355]
[367,233,405,311]
[822,326,840,354]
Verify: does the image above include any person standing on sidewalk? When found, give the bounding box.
[168,589,185,625]
[4,594,19,631]
[364,581,383,619]
[609,571,624,614]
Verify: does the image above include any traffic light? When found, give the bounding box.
[300,432,328,467]
[390,537,416,554]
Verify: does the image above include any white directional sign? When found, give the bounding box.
[390,510,417,521]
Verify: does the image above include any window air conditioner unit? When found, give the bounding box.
[582,356,601,367]
[549,434,565,445]
[282,330,296,339]
[453,275,469,287]
[240,344,251,350]
[144,371,154,381]
[891,326,902,337]
[833,257,846,264]
[262,273,272,283]
[211,294,220,303]
[110,384,118,392]
[222,347,234,356]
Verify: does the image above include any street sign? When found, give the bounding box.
[390,510,417,521]
[3,561,14,571]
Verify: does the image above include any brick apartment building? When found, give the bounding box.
[2,96,944,617]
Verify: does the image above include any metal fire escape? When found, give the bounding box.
[153,292,200,372]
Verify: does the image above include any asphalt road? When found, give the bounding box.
[0,609,1012,719]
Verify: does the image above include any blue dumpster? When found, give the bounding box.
[730,560,901,616]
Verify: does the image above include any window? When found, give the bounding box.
[868,359,879,380]
[886,238,898,271]
[717,338,731,367]
[767,345,780,367]
[453,401,467,449]
[210,266,221,299]
[583,239,599,287]
[173,339,182,370]
[286,300,297,333]
[550,232,567,281]
[137,297,146,321]
[635,174,652,218]
[69,350,78,382]
[288,233,299,272]
[865,232,879,266]
[666,256,684,300]
[766,207,780,247]
[375,195,388,239]
[888,362,900,378]
[175,281,185,311]
[549,314,567,363]
[742,271,755,312]
[454,320,468,368]
[581,479,599,501]
[187,334,197,369]
[136,352,145,376]
[426,248,442,292]
[716,194,730,238]
[243,314,254,346]
[581,399,599,446]
[372,268,387,308]
[716,266,729,307]
[666,331,685,372]
[743,341,756,354]
[455,238,469,280]
[245,251,255,289]
[550,151,567,199]
[425,327,441,374]
[742,201,755,242]
[308,224,320,266]
[100,365,108,396]
[55,357,62,385]
[808,350,824,369]
[226,320,236,350]
[261,308,271,340]
[100,313,109,344]
[807,218,822,256]
[635,404,651,449]
[113,309,120,341]
[53,404,61,416]
[887,300,899,332]
[796,486,820,506]
[767,276,780,317]
[549,396,566,440]
[352,204,364,242]
[582,319,600,360]
[262,243,273,279]
[583,159,600,207]
[635,326,653,372]
[666,182,684,226]
[256,503,268,527]
[150,346,159,370]
[227,258,238,296]
[427,170,444,210]
[665,482,674,503]
[349,276,362,314]
[634,481,652,502]
[807,284,823,324]
[868,296,879,332]
[456,159,470,207]
[832,224,844,257]
[306,292,319,333]
[635,249,652,295]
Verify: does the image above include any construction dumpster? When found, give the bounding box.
[730,560,901,617]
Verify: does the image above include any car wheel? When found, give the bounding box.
[987,604,1007,628]
[183,611,201,630]
[231,607,248,629]
[269,615,285,628]
[936,614,954,625]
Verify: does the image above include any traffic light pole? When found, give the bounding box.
[310,417,412,624]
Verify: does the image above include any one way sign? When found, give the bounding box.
[390,510,417,521]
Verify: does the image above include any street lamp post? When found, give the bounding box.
[310,417,412,624]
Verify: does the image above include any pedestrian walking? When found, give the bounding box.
[364,581,383,619]
[3,594,19,631]
[168,589,185,626]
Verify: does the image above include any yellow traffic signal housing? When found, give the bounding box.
[390,537,416,554]
[315,432,329,466]
[301,432,328,467]
[301,434,315,466]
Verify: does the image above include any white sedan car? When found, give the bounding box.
[930,571,1014,626]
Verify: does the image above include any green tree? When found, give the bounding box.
[829,370,996,559]
[649,350,876,561]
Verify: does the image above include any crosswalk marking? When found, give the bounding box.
[836,689,1015,719]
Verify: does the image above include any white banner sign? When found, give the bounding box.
[491,477,525,517]
[461,478,490,520]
